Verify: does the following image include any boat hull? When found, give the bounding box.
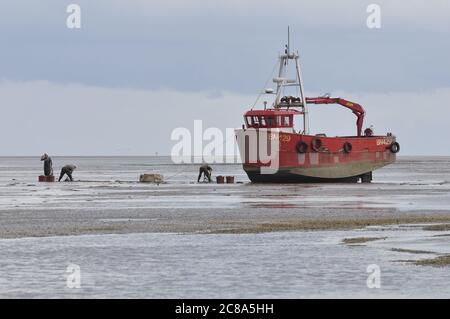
[244,160,389,183]
[235,129,397,183]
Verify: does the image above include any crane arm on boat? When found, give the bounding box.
[305,97,366,136]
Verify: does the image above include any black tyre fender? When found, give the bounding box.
[296,141,308,153]
[311,138,323,152]
[343,142,353,153]
[390,142,400,153]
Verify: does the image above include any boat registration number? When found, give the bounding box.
[268,133,291,143]
[376,138,393,146]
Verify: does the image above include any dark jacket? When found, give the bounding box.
[200,164,212,172]
[62,165,77,174]
[44,157,53,176]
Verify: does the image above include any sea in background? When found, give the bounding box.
[2,155,450,185]
[0,156,449,298]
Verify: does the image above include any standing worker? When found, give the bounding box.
[58,164,77,182]
[40,153,53,176]
[197,164,213,183]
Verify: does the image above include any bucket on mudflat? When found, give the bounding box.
[216,176,225,184]
[226,176,235,184]
[39,175,55,182]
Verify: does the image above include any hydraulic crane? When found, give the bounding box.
[305,97,366,136]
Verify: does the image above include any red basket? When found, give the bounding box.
[39,175,55,182]
[216,176,225,184]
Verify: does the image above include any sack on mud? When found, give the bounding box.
[139,174,164,183]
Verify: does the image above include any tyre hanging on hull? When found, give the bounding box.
[390,142,400,153]
[311,138,323,152]
[343,142,353,153]
[296,141,308,153]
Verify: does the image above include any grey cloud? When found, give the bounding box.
[1,1,449,156]
[0,80,449,156]
[0,1,449,93]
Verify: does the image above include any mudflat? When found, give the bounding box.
[1,156,450,238]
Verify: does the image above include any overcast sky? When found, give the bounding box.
[1,0,449,156]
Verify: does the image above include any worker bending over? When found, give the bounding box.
[197,164,212,183]
[59,165,77,182]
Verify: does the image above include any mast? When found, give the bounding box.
[295,52,309,134]
[272,27,310,134]
[287,25,290,57]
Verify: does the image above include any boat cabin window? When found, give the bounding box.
[246,114,293,128]
[260,116,266,126]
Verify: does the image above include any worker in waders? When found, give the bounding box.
[197,164,212,183]
[58,164,77,182]
[40,153,53,176]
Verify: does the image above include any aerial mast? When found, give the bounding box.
[273,27,310,134]
[296,50,309,135]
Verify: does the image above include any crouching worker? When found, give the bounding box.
[197,164,212,183]
[59,165,77,182]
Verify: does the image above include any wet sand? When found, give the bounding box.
[1,157,450,298]
[1,156,450,239]
[1,224,449,298]
[1,182,450,238]
[2,208,450,238]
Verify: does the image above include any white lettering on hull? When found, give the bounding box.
[298,153,306,165]
[376,138,393,146]
[310,153,319,165]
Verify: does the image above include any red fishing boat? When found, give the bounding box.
[235,33,399,183]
